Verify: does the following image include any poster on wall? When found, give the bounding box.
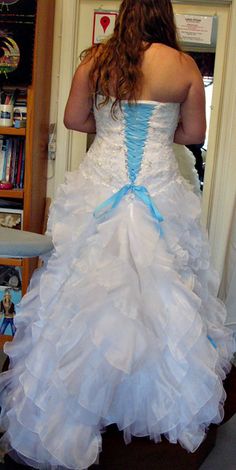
[93,11,118,45]
[0,265,22,342]
[0,0,37,84]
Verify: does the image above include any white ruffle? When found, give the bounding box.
[0,166,234,470]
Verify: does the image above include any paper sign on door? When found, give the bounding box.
[175,14,213,45]
[93,11,118,44]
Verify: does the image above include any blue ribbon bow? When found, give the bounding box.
[93,184,164,236]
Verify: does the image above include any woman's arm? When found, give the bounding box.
[174,56,206,145]
[64,57,96,133]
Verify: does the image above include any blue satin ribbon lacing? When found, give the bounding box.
[123,103,155,184]
[93,183,164,236]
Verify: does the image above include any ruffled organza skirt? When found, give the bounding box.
[0,168,235,470]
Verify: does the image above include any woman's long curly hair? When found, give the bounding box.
[81,0,180,112]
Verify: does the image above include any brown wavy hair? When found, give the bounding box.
[81,0,180,112]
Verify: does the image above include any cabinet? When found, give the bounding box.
[0,0,55,347]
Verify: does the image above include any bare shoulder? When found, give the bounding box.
[146,44,200,77]
[74,46,100,79]
[146,43,181,61]
[178,51,202,78]
[143,44,202,102]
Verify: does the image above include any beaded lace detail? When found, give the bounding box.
[80,98,181,194]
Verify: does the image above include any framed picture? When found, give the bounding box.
[92,11,118,45]
[0,1,37,15]
[0,207,23,229]
[0,0,37,84]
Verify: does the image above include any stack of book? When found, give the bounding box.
[0,136,25,188]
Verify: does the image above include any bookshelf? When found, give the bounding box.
[0,0,55,346]
[0,189,24,199]
[0,127,26,136]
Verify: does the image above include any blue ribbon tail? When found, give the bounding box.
[133,186,164,236]
[207,335,217,349]
[93,184,131,220]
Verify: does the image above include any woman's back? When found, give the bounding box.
[139,44,197,103]
[64,43,206,145]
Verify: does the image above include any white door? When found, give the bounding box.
[69,1,120,172]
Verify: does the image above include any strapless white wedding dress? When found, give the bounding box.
[0,98,235,470]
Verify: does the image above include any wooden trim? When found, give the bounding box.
[22,258,30,294]
[0,127,26,136]
[0,189,24,199]
[0,258,23,266]
[24,0,55,235]
[0,335,13,350]
[23,86,34,231]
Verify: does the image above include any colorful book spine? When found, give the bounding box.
[19,145,25,189]
[0,137,25,187]
[0,137,5,179]
[1,139,9,181]
[16,139,23,188]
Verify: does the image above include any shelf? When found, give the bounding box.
[0,127,26,136]
[0,189,24,199]
[0,258,24,266]
[0,335,13,350]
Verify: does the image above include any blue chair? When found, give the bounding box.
[0,227,53,365]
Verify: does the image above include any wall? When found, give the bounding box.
[46,0,62,199]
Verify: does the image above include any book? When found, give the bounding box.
[0,136,25,188]
[0,198,23,209]
[16,139,23,187]
[0,136,5,178]
[1,138,9,181]
[19,143,25,188]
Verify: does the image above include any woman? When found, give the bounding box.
[0,1,235,469]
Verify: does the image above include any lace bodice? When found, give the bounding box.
[80,98,181,192]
